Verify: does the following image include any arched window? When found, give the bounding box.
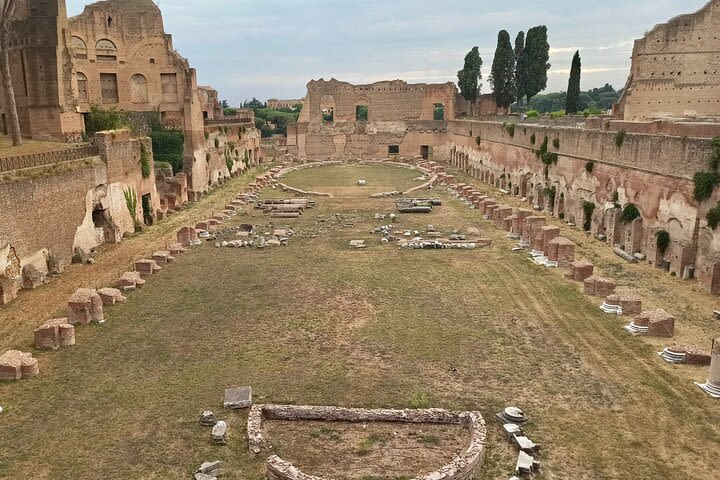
[76,72,88,102]
[71,36,87,59]
[130,74,148,103]
[95,39,117,61]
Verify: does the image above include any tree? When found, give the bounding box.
[524,25,551,105]
[457,46,482,117]
[0,0,21,146]
[220,99,229,109]
[490,30,515,110]
[565,50,581,114]
[514,31,526,107]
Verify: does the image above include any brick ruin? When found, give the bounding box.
[614,0,720,121]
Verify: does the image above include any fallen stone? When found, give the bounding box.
[34,318,71,350]
[0,350,38,380]
[467,227,481,236]
[67,288,104,325]
[72,247,94,265]
[211,421,228,445]
[224,386,252,409]
[194,474,217,480]
[97,288,127,306]
[21,264,45,290]
[197,460,223,474]
[200,411,217,426]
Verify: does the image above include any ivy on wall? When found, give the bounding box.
[150,130,184,174]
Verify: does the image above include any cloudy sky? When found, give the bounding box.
[66,0,708,105]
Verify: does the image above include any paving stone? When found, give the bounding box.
[223,386,252,409]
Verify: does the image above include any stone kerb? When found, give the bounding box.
[250,404,486,480]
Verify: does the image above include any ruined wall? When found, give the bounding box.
[0,129,159,282]
[616,0,720,120]
[0,0,84,141]
[299,79,457,123]
[198,86,222,121]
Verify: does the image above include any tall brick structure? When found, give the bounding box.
[615,0,720,120]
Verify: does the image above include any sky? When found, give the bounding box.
[65,0,710,105]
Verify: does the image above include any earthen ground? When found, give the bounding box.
[0,163,718,480]
[0,136,84,158]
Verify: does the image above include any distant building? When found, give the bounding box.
[267,98,304,110]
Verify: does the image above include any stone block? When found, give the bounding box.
[22,264,46,290]
[177,226,198,246]
[97,288,127,306]
[0,350,38,380]
[195,221,211,232]
[211,421,228,445]
[637,310,675,337]
[118,271,146,290]
[135,259,161,276]
[0,276,19,305]
[565,261,594,282]
[547,237,575,268]
[583,276,616,297]
[34,318,69,350]
[59,323,76,347]
[167,243,187,255]
[67,288,104,324]
[224,386,252,409]
[605,291,642,316]
[151,251,175,264]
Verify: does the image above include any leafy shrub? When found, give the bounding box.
[620,203,641,223]
[583,107,604,117]
[708,136,720,170]
[526,109,539,118]
[204,131,209,140]
[582,201,596,231]
[657,229,670,253]
[553,137,560,149]
[85,104,128,136]
[535,136,558,166]
[225,151,233,173]
[544,185,557,209]
[549,110,565,119]
[506,123,516,138]
[693,171,720,202]
[123,187,141,230]
[150,130,184,174]
[140,142,151,179]
[530,133,536,145]
[707,202,720,229]
[585,161,594,173]
[615,130,626,147]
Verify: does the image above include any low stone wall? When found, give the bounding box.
[0,145,100,173]
[249,404,486,480]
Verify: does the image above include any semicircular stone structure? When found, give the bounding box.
[248,404,486,480]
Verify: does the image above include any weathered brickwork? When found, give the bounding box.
[615,0,720,120]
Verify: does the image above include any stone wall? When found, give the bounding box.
[0,129,159,290]
[615,0,720,120]
[0,145,100,173]
[298,79,457,124]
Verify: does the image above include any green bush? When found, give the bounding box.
[225,151,233,173]
[657,229,670,253]
[585,161,594,173]
[708,136,720,170]
[708,203,720,229]
[150,130,184,174]
[544,185,557,209]
[549,110,565,119]
[615,130,626,147]
[140,142,151,179]
[620,203,641,223]
[553,137,560,149]
[85,104,128,136]
[505,123,515,138]
[526,110,539,118]
[582,201,596,231]
[535,135,558,166]
[582,107,604,117]
[123,187,141,230]
[693,171,720,202]
[530,133,536,145]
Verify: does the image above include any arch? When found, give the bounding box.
[320,95,335,122]
[71,36,87,58]
[130,74,148,103]
[76,72,88,102]
[95,39,117,61]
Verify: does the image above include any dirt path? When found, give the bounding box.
[0,167,264,351]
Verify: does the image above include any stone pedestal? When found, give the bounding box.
[67,288,104,325]
[34,318,72,349]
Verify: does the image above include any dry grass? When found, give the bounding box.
[0,135,83,158]
[0,164,718,479]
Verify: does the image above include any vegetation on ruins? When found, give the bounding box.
[553,137,560,149]
[223,107,238,117]
[522,25,551,105]
[141,193,152,225]
[490,30,516,109]
[0,0,22,146]
[214,137,220,148]
[612,191,620,206]
[544,185,557,209]
[535,135,558,167]
[707,203,720,229]
[585,161,594,173]
[565,50,582,115]
[656,229,671,253]
[150,129,184,174]
[225,150,233,174]
[457,46,483,116]
[85,104,128,136]
[139,142,151,179]
[620,203,641,224]
[692,137,720,202]
[530,133,536,145]
[513,31,526,107]
[582,200,596,231]
[255,108,299,137]
[526,109,539,118]
[476,135,481,145]
[503,122,516,138]
[615,130,627,147]
[549,110,565,119]
[122,186,141,230]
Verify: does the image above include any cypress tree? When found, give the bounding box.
[490,30,515,109]
[524,25,551,105]
[566,50,582,114]
[457,47,483,116]
[514,31,526,107]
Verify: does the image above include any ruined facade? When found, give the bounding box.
[615,0,720,120]
[266,98,304,110]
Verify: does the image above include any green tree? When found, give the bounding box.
[565,50,581,114]
[514,31,526,107]
[524,25,551,105]
[457,46,482,116]
[85,104,128,136]
[490,30,515,110]
[221,99,229,109]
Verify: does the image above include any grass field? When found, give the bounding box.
[0,163,718,479]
